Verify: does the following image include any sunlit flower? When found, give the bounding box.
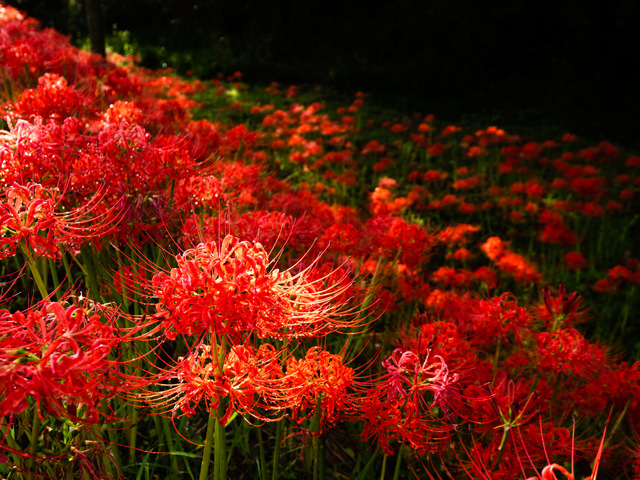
[149,234,359,341]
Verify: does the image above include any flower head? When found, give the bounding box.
[0,299,128,422]
[149,234,359,341]
[0,182,123,259]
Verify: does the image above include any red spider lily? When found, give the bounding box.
[0,7,99,87]
[535,328,608,380]
[360,346,463,455]
[147,234,361,342]
[318,222,364,256]
[235,210,294,251]
[443,293,533,350]
[382,348,459,415]
[0,116,84,187]
[564,252,587,271]
[537,285,587,330]
[481,237,541,285]
[101,100,144,125]
[522,414,610,480]
[266,190,336,250]
[489,379,540,433]
[0,5,24,23]
[432,266,474,288]
[3,72,95,121]
[454,420,577,479]
[141,341,284,424]
[360,391,452,456]
[0,299,132,422]
[481,236,507,261]
[402,316,475,369]
[473,266,499,290]
[0,182,123,259]
[539,221,578,246]
[284,346,356,431]
[364,215,433,268]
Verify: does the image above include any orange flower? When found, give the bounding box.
[480,236,506,261]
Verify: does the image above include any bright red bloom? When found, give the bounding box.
[536,328,607,379]
[360,347,459,455]
[582,201,605,217]
[449,247,471,262]
[102,100,144,125]
[0,182,122,259]
[146,342,283,423]
[459,202,476,215]
[481,237,541,284]
[536,285,587,329]
[570,176,607,198]
[436,224,480,247]
[0,299,128,422]
[361,139,386,155]
[284,347,355,430]
[496,253,541,284]
[450,293,533,349]
[382,348,458,413]
[480,236,507,261]
[150,235,358,341]
[474,266,498,289]
[364,215,433,268]
[7,72,94,121]
[432,266,473,288]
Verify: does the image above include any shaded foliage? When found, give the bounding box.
[4,0,640,147]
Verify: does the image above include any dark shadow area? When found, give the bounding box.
[4,0,639,148]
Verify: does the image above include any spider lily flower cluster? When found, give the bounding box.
[148,235,359,341]
[0,299,132,422]
[128,234,365,432]
[0,182,123,259]
[1,4,639,479]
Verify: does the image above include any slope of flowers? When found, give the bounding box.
[1,4,639,479]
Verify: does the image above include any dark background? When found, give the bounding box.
[4,0,639,148]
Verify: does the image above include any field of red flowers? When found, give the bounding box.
[1,5,639,479]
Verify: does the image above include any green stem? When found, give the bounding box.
[212,334,227,480]
[21,244,49,299]
[312,434,319,480]
[104,423,123,475]
[319,436,326,480]
[47,258,63,301]
[272,339,290,480]
[272,420,283,480]
[491,336,501,382]
[492,426,509,471]
[2,422,23,472]
[379,454,388,480]
[61,253,77,292]
[199,410,217,480]
[88,422,116,479]
[161,414,180,472]
[309,396,322,480]
[97,399,123,475]
[27,407,41,479]
[548,372,561,420]
[257,427,267,480]
[81,248,102,302]
[215,406,227,480]
[605,398,631,449]
[128,403,138,463]
[392,446,403,480]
